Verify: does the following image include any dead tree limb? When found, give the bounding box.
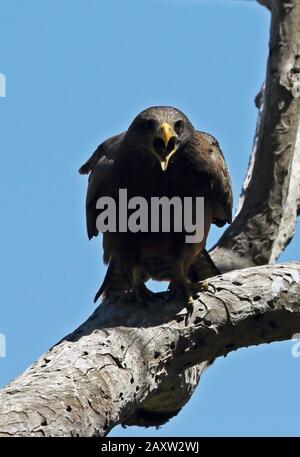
[0,0,299,437]
[211,0,300,271]
[0,263,299,437]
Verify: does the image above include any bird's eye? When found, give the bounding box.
[142,119,157,133]
[174,119,185,135]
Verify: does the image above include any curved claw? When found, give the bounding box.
[190,280,209,293]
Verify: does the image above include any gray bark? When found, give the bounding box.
[0,263,299,437]
[211,0,300,271]
[0,0,299,437]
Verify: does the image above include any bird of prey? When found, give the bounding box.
[79,106,232,305]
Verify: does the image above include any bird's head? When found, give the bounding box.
[126,106,194,171]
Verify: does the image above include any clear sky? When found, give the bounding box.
[0,0,299,437]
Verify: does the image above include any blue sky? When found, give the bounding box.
[0,0,299,437]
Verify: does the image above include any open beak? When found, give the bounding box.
[160,123,174,145]
[152,122,178,171]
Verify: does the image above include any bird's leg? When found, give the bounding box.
[132,266,155,304]
[169,260,194,312]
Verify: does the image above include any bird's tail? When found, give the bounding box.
[188,249,220,282]
[94,259,130,303]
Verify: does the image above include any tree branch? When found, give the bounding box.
[1,0,299,437]
[142,0,300,425]
[0,262,299,437]
[212,0,300,272]
[144,0,300,424]
[295,124,300,217]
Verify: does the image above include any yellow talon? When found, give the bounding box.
[188,295,194,305]
[201,280,209,290]
[191,280,209,293]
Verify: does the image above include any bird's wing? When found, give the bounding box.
[79,132,126,175]
[79,132,126,239]
[192,130,233,227]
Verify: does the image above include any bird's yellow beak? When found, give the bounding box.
[159,122,174,146]
[153,122,178,171]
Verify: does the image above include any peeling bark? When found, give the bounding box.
[0,263,299,437]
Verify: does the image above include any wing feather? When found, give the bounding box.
[79,132,125,239]
[191,131,233,226]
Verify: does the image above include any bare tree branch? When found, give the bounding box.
[295,124,300,217]
[0,262,299,437]
[0,0,299,437]
[212,0,300,272]
[142,0,300,423]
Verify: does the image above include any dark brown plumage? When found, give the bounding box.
[79,106,232,304]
